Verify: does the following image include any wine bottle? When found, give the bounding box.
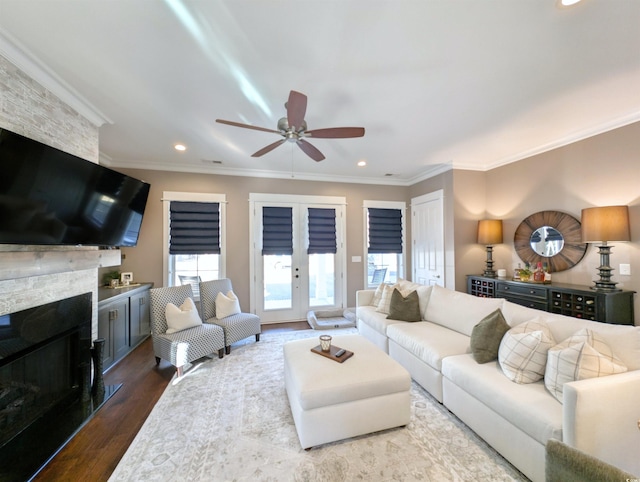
[533,262,545,283]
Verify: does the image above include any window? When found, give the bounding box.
[364,201,405,288]
[162,192,226,296]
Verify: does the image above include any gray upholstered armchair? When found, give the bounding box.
[199,278,261,354]
[149,284,226,376]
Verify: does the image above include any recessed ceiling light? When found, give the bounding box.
[357,160,367,167]
[174,144,186,151]
[558,0,582,7]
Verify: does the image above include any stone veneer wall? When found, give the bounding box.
[0,53,113,340]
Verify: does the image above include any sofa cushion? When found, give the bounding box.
[357,305,405,335]
[540,314,640,371]
[424,285,504,336]
[545,329,628,402]
[442,354,563,445]
[387,321,470,372]
[499,319,555,384]
[470,309,510,364]
[387,288,421,322]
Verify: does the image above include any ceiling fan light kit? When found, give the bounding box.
[216,90,365,162]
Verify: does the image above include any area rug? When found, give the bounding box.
[109,328,528,481]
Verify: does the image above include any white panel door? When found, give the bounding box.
[412,190,445,287]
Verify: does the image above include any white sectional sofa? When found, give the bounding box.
[356,282,640,482]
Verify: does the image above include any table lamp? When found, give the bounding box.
[477,219,503,278]
[581,205,630,291]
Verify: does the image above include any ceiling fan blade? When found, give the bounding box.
[305,127,365,138]
[216,119,280,134]
[296,139,325,162]
[286,91,307,131]
[251,139,286,157]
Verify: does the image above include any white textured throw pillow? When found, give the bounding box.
[376,284,396,314]
[544,329,627,402]
[371,283,388,307]
[165,297,202,334]
[215,290,241,319]
[498,318,555,384]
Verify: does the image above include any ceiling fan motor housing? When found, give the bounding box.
[278,117,307,138]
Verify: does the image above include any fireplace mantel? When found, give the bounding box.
[0,247,120,282]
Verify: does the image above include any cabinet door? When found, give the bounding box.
[130,290,151,347]
[111,300,130,362]
[98,305,115,369]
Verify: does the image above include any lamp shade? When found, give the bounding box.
[477,219,503,245]
[581,206,631,243]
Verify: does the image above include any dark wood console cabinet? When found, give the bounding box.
[98,282,153,371]
[467,275,635,325]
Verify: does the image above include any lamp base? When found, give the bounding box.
[483,246,496,278]
[591,244,621,292]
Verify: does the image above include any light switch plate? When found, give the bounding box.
[352,256,362,263]
[619,263,631,275]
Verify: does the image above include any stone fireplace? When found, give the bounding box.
[0,41,120,479]
[0,247,120,480]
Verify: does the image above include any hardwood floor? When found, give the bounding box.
[33,321,309,482]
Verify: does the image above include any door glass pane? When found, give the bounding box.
[309,253,334,307]
[263,255,292,310]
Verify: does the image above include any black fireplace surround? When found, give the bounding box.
[0,292,117,481]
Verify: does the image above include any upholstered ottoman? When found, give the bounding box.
[283,334,411,449]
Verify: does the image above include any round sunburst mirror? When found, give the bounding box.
[514,210,587,272]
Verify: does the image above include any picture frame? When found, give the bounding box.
[121,272,133,285]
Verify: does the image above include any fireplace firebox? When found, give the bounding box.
[0,293,119,481]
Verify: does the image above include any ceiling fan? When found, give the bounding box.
[216,90,365,162]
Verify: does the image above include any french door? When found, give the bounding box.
[250,194,346,323]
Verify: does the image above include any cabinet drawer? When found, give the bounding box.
[496,282,546,299]
[502,295,548,311]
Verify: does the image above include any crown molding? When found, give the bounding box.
[100,156,417,186]
[0,27,112,127]
[453,110,640,172]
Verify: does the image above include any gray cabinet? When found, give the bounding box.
[467,275,634,325]
[98,298,129,369]
[129,289,151,348]
[98,283,153,371]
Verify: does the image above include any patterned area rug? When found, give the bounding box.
[109,328,528,481]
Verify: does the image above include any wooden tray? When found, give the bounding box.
[310,344,354,363]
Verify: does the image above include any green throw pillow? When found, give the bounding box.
[470,308,510,363]
[387,288,421,322]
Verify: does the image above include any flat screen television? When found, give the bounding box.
[0,127,150,247]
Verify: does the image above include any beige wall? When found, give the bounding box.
[118,171,407,309]
[485,122,640,323]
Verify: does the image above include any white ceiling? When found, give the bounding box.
[1,0,639,185]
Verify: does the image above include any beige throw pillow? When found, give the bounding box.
[544,329,627,402]
[376,284,396,314]
[498,319,555,383]
[165,297,202,334]
[371,282,388,307]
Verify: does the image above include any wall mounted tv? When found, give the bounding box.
[0,128,150,247]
